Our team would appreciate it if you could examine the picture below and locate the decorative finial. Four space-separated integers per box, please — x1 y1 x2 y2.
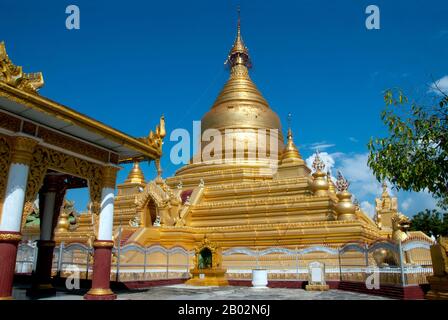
312 150 326 172
335 171 349 193
226 6 251 68
334 171 356 220
381 181 390 198
177 180 183 189
281 116 301 161
287 112 293 137
199 178 205 188
237 5 241 34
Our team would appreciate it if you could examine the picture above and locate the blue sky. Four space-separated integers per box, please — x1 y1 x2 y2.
1 0 447 215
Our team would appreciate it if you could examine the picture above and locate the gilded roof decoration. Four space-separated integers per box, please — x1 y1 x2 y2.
312 151 326 172
0 42 44 94
336 170 350 193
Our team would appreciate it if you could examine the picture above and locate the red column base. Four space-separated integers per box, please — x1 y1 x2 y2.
83 240 116 300
0 231 22 300
84 288 117 300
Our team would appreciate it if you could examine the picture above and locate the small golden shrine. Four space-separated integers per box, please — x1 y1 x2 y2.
185 237 228 286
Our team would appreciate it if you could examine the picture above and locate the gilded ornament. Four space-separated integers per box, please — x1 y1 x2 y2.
0 42 44 94
335 171 356 221
93 240 114 248
85 288 114 296
0 232 22 242
10 136 38 165
310 151 328 196
0 136 11 204
102 165 119 189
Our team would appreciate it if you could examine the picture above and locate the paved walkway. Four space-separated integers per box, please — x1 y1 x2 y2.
12 284 391 300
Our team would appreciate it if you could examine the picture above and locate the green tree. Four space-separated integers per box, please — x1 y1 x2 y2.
410 209 448 237
367 88 448 209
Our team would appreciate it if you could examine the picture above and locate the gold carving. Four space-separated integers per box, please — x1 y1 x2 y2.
0 112 21 132
102 166 119 189
37 127 109 163
86 288 114 296
0 42 44 94
10 136 38 165
93 240 114 248
23 146 104 215
136 116 166 156
391 212 411 242
0 136 11 203
0 232 22 242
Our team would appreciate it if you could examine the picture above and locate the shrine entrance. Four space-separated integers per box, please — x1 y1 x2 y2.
198 248 212 269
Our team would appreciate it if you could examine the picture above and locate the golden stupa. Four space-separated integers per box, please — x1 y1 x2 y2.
119 16 375 246
49 14 432 281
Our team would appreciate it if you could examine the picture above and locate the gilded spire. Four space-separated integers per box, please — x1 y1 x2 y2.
381 181 390 198
226 6 251 68
125 161 145 184
281 113 301 160
201 8 284 155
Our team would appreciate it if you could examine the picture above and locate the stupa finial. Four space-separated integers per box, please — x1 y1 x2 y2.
381 181 390 198
312 150 326 173
226 6 251 68
336 171 350 193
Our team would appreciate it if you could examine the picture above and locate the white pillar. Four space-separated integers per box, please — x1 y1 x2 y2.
97 187 115 241
40 192 56 241
0 163 30 232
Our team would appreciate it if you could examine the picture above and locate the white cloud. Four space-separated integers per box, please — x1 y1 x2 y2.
348 137 358 143
301 141 336 151
401 198 412 211
398 190 439 214
429 75 448 96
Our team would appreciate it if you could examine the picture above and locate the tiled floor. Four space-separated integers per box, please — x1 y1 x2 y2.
12 284 391 300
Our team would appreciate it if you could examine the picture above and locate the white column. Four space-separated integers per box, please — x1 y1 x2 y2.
0 163 30 232
97 187 115 241
40 192 56 241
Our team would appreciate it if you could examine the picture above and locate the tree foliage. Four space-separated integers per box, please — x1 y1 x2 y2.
367 88 448 209
410 209 448 237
